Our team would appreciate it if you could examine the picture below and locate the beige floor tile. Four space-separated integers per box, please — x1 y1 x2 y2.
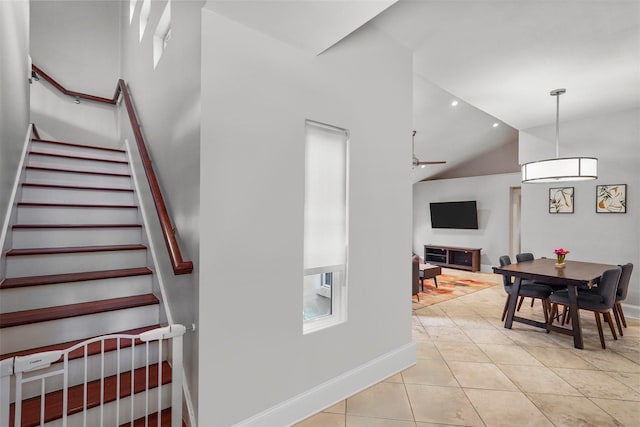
451 316 497 330
447 361 518 391
415 423 464 427
434 341 491 363
346 415 417 427
552 367 640 400
465 328 515 345
591 397 640 426
415 340 443 360
415 313 457 328
464 389 554 427
425 326 472 343
385 373 404 383
523 345 598 369
478 343 542 366
502 328 563 348
573 347 640 373
405 384 483 426
346 382 413 421
325 400 346 414
498 364 582 396
294 412 345 427
609 371 640 393
412 324 431 341
527 393 625 427
401 358 458 387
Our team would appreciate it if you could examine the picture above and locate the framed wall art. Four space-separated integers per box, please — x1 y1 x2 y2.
549 187 574 213
596 184 626 213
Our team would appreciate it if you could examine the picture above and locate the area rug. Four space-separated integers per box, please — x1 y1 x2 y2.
412 274 497 309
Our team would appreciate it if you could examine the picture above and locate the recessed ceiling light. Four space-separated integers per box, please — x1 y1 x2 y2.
451 100 458 107
492 122 499 128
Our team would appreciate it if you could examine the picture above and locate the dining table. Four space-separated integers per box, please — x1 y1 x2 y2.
492 257 618 349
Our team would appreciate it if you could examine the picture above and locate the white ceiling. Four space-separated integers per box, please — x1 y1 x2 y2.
204 0 640 181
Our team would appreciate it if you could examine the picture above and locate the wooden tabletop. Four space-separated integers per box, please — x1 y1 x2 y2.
493 258 617 287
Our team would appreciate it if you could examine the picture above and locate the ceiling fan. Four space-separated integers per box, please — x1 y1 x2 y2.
412 130 446 168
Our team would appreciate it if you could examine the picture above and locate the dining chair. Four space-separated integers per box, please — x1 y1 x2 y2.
548 267 622 349
498 255 553 322
556 263 633 336
412 255 421 301
514 252 559 309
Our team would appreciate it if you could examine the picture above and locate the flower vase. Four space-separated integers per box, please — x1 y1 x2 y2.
555 254 566 269
554 262 566 269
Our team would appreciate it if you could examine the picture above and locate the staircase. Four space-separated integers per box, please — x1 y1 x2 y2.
0 137 183 426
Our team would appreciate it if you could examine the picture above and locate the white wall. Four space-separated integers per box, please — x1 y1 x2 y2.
29 0 122 146
200 10 414 426
30 0 121 95
0 0 30 223
413 173 522 271
520 109 640 317
119 0 202 419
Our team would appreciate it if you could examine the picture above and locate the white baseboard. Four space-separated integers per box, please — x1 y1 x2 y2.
233 342 416 427
621 302 640 320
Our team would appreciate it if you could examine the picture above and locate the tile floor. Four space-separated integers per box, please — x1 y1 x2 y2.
295 269 640 427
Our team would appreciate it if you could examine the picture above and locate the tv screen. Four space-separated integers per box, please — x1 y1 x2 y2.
429 201 478 229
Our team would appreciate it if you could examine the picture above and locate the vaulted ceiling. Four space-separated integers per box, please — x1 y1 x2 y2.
205 0 640 182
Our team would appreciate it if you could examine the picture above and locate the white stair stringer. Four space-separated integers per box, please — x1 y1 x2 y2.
5 247 148 277
0 304 160 355
0 274 153 313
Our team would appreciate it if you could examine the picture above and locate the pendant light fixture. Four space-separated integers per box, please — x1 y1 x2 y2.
521 89 597 183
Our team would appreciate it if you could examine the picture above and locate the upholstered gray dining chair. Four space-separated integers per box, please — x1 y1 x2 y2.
548 266 622 349
556 263 633 336
498 255 553 322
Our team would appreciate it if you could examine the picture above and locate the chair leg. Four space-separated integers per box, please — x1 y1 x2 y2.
530 297 535 307
612 304 624 336
542 298 549 323
547 303 558 333
616 302 627 328
562 306 569 325
594 312 606 349
604 311 617 341
502 294 510 321
433 277 438 288
517 296 525 311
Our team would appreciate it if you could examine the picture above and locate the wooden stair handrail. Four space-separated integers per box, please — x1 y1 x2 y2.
31 65 193 275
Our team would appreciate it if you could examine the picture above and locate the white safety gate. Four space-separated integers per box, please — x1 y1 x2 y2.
0 324 185 427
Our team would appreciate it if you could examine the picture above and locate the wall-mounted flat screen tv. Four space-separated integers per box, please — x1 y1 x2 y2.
429 201 478 229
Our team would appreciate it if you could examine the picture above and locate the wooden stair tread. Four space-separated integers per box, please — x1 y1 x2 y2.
0 293 158 328
122 408 186 427
0 324 162 361
32 138 126 154
17 202 137 209
6 244 147 257
13 223 141 229
22 182 134 192
10 361 171 427
30 148 128 164
27 164 131 177
0 267 152 290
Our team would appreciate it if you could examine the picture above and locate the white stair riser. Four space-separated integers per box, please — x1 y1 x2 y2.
28 153 130 175
31 142 127 161
17 205 139 224
26 168 132 189
0 305 159 354
1 275 153 313
16 342 164 400
11 226 142 248
41 383 172 427
21 186 135 205
5 249 148 278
